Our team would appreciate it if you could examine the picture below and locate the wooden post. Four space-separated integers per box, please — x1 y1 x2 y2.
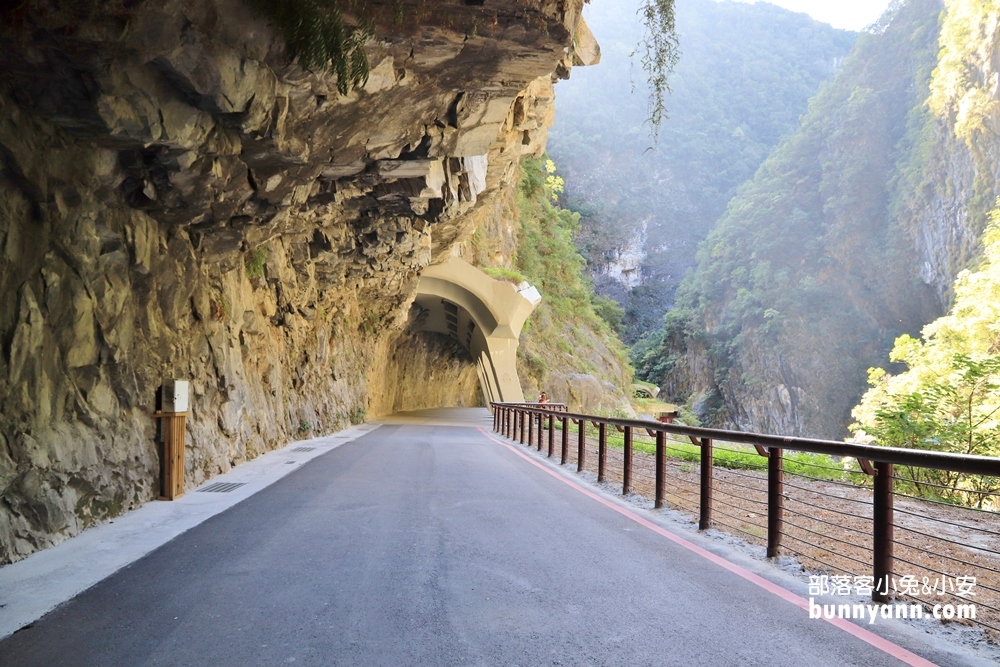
560 416 569 464
577 420 586 472
655 431 665 509
547 415 555 457
873 461 894 602
623 426 633 495
767 447 783 558
699 437 713 530
598 423 607 483
155 412 186 500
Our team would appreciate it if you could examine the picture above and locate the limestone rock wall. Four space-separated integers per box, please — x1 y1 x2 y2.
0 0 586 563
368 324 483 415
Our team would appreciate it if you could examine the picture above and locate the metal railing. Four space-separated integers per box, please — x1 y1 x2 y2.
491 402 1000 639
501 401 569 412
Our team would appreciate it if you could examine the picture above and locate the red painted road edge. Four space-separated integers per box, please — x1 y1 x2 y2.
478 426 938 667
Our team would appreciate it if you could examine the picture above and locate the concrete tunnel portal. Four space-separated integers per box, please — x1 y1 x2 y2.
413 257 541 404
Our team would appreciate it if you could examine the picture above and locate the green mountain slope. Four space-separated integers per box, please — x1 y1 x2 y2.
850 0 1000 476
851 202 1000 489
468 157 634 413
548 0 856 342
637 0 951 438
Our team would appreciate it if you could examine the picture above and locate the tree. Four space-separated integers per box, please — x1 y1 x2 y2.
850 201 1000 507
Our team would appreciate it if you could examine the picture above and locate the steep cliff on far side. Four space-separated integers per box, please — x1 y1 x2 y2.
638 0 962 438
461 157 634 413
548 0 856 342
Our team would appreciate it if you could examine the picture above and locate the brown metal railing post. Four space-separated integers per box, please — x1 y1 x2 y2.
537 414 543 451
493 406 498 431
655 431 665 509
873 461 894 603
598 423 607 483
505 408 511 438
519 409 526 444
699 437 713 530
547 415 554 457
528 410 534 447
577 420 586 472
623 426 633 495
560 416 569 464
767 447 783 558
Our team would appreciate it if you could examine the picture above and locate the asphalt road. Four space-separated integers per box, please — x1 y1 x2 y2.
1 420 920 666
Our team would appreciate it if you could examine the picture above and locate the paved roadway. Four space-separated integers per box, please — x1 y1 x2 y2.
0 410 940 666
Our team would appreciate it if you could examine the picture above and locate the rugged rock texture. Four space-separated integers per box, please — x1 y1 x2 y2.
454 155 634 415
645 0 1000 439
903 0 1000 303
0 0 588 563
370 324 483 415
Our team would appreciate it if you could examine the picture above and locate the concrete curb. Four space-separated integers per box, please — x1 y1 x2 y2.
0 422 380 639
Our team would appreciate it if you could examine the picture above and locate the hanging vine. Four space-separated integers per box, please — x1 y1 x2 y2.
246 0 375 95
636 0 680 143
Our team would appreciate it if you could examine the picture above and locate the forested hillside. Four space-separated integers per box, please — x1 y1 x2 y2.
466 158 634 414
638 0 1000 440
548 0 856 341
851 201 1000 490
850 0 1000 470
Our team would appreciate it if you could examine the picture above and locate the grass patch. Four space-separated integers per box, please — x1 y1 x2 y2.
482 266 528 284
538 419 868 484
632 397 679 418
245 246 267 279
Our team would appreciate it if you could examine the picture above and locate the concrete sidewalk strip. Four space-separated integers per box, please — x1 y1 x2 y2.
0 423 380 639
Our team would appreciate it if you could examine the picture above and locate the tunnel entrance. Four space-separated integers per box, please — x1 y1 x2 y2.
413 257 540 404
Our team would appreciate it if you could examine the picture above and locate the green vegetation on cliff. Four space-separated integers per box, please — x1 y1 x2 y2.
549 0 856 342
850 201 1000 505
504 158 633 410
636 0 945 438
245 0 374 94
856 0 1000 474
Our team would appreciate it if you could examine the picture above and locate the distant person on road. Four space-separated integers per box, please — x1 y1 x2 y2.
538 391 548 404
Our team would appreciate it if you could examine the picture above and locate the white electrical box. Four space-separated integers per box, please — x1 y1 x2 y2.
163 380 189 413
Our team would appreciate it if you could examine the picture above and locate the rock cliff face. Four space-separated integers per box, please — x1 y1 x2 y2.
904 0 1000 304
0 0 588 564
644 0 1000 440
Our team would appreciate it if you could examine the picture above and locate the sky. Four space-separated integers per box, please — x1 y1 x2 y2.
731 0 893 31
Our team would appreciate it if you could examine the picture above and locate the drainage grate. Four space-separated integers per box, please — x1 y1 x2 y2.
292 446 315 453
198 482 246 493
